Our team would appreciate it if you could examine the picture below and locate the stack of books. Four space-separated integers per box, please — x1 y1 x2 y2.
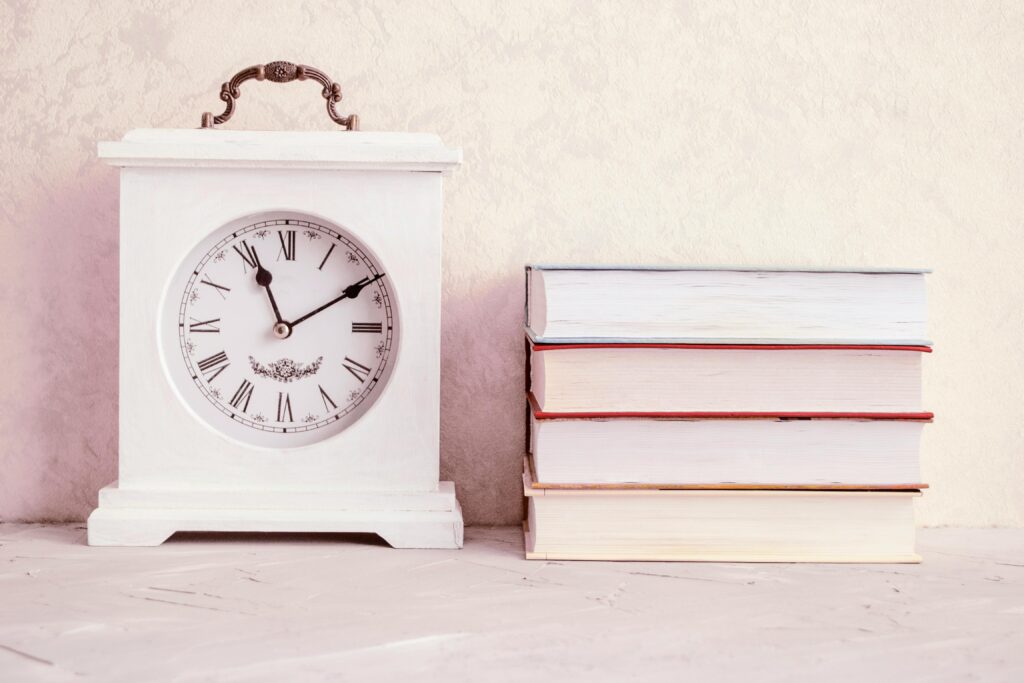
522 265 931 562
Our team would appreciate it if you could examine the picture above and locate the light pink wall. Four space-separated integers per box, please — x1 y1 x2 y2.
1 1 1023 525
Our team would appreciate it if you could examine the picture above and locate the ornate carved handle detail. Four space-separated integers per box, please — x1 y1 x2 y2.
200 61 359 130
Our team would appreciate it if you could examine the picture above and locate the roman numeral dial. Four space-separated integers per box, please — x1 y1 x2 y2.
189 317 220 333
200 276 230 299
319 385 337 412
278 230 296 261
233 240 259 271
318 244 335 270
230 379 254 412
342 357 372 383
173 215 398 444
277 392 293 422
196 351 230 382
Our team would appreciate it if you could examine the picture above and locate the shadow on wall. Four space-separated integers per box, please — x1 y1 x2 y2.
3 170 120 522
439 268 527 526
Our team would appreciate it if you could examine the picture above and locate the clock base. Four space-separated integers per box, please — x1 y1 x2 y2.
86 481 464 549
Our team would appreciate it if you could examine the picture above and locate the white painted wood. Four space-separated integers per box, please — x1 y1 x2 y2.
114 170 441 489
90 129 463 547
87 491 464 549
99 129 462 172
97 480 460 511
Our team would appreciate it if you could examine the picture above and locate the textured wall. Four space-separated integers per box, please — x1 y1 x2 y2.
1 1 1021 526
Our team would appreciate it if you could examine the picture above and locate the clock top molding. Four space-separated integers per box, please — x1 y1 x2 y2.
99 129 462 173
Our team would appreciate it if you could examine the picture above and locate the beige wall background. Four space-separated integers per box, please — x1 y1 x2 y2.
1 1 1021 526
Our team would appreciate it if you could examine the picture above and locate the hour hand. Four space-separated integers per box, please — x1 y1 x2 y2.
290 273 385 329
252 252 288 335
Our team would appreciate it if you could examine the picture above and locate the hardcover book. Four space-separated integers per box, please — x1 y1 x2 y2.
528 342 932 416
523 461 921 563
528 401 928 489
525 265 929 345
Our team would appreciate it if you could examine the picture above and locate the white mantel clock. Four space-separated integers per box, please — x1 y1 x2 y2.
87 61 463 548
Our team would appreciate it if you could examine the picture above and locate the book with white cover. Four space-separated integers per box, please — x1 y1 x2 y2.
529 409 927 488
529 343 931 416
525 265 930 345
522 463 921 562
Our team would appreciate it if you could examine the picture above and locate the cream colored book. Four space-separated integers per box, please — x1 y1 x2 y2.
523 462 921 563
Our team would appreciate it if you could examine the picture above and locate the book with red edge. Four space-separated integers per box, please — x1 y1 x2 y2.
526 395 929 490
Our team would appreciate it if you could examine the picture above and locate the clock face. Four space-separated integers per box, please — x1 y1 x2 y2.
160 211 399 448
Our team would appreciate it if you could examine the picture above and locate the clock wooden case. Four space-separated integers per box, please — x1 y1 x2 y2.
88 126 463 548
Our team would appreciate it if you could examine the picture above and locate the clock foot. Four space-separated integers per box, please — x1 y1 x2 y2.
87 508 176 546
376 500 464 549
86 481 464 549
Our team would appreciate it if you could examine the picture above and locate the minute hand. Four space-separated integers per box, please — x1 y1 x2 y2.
290 273 385 328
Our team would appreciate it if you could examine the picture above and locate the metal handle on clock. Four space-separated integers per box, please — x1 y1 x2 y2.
200 61 359 130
